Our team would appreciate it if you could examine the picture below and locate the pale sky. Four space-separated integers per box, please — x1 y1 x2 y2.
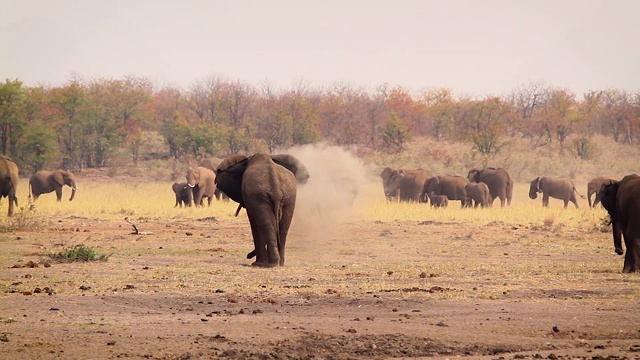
1 0 639 96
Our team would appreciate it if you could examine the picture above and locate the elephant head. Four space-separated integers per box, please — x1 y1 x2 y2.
380 167 398 200
467 169 480 183
598 180 623 255
529 177 543 199
56 170 78 201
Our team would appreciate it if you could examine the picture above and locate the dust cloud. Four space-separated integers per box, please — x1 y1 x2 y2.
283 143 377 245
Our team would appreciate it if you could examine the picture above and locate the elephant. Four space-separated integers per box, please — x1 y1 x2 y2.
29 169 77 202
199 156 229 201
465 182 491 208
380 167 432 202
528 176 585 208
215 153 309 267
467 168 513 206
427 192 448 208
171 182 193 208
421 175 469 207
587 176 618 208
0 156 19 216
598 175 640 273
185 166 216 207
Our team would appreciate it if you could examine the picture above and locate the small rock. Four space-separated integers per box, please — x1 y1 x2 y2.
552 326 559 333
106 341 116 346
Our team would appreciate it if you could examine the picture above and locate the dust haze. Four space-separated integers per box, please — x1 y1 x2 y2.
283 144 378 246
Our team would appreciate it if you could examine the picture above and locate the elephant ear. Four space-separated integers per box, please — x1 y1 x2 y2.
271 154 310 184
215 155 249 205
53 171 65 186
599 181 619 218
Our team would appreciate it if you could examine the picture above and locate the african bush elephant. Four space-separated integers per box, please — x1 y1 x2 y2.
587 176 618 208
465 182 491 208
421 175 469 207
0 156 19 216
171 182 193 208
380 167 432 202
427 192 448 208
186 166 216 207
467 168 513 206
529 176 585 208
199 156 229 201
29 169 77 202
215 153 309 267
599 175 640 273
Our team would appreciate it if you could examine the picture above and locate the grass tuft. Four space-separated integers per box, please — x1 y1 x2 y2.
46 244 110 263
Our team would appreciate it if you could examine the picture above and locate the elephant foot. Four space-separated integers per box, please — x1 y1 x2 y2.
251 261 279 268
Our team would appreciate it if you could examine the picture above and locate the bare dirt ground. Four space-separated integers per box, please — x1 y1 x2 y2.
1 212 639 360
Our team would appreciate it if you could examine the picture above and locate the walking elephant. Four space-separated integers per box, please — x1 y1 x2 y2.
598 175 640 273
465 182 491 208
529 176 584 208
421 175 469 207
186 166 216 207
587 176 618 208
0 156 19 216
467 168 513 206
426 192 448 208
380 167 432 202
171 182 193 208
215 153 310 267
29 169 77 202
199 156 229 201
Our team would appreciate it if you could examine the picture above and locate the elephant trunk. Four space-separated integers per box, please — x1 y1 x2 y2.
69 180 77 201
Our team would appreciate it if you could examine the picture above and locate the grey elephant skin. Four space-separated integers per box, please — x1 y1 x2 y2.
421 175 469 207
587 176 618 208
465 182 491 208
467 168 513 206
171 182 193 208
0 156 19 216
215 153 309 267
186 166 216 207
199 157 229 201
380 167 432 202
29 169 77 202
427 192 448 208
599 175 640 273
529 176 584 208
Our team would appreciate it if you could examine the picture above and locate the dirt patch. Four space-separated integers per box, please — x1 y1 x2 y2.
1 216 639 359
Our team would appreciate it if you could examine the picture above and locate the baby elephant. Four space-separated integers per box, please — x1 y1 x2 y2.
172 182 193 208
428 192 448 208
465 182 491 208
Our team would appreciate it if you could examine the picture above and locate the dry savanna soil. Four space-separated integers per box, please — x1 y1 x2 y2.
0 178 639 360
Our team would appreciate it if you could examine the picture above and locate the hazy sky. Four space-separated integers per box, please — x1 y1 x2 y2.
1 0 638 96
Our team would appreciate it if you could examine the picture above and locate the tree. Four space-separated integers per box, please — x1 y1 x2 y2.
0 79 26 156
50 79 86 169
380 112 410 152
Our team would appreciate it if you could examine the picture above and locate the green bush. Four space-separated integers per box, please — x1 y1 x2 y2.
47 244 110 262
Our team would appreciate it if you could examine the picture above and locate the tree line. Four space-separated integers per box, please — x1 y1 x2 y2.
1 75 638 173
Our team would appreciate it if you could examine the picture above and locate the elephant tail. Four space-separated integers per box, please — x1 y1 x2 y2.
574 187 586 199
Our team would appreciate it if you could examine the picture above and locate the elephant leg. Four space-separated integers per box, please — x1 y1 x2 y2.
277 204 295 266
55 187 63 202
246 202 280 267
622 239 640 273
542 194 549 207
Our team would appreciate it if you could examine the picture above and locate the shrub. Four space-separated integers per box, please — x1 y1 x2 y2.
47 244 110 262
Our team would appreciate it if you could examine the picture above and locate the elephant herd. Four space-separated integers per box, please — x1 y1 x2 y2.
1 152 638 273
379 166 617 210
380 166 640 273
380 166 513 208
0 156 78 216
